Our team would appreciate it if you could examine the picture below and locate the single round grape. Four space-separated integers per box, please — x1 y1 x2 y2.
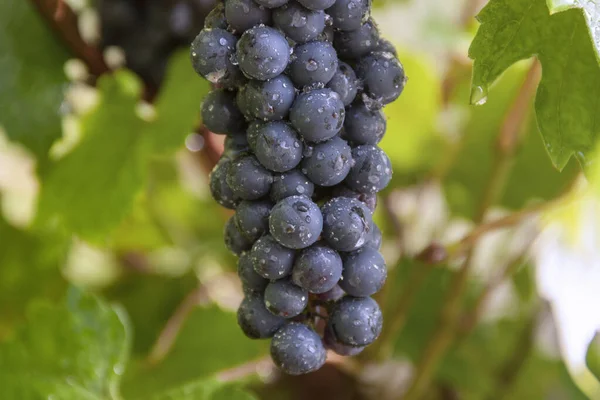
209 158 240 209
345 145 392 194
356 51 406 107
343 100 386 145
326 0 370 31
225 0 271 33
223 133 250 158
301 136 352 186
366 222 382 250
237 26 290 80
324 324 364 356
289 88 345 143
333 20 379 59
204 2 228 29
253 121 304 172
238 293 286 338
331 185 377 212
191 28 242 87
375 38 398 56
321 196 373 252
269 195 323 249
224 216 253 255
289 41 338 87
242 75 296 121
270 170 315 202
235 200 273 242
251 234 296 279
297 0 335 11
201 89 246 135
273 3 326 43
327 296 382 346
326 62 359 106
238 252 269 293
339 246 387 297
315 284 345 302
292 243 343 293
255 0 289 8
226 154 273 200
271 323 327 375
264 279 309 317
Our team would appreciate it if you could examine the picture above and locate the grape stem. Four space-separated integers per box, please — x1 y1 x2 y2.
28 0 109 77
401 59 541 400
146 285 210 365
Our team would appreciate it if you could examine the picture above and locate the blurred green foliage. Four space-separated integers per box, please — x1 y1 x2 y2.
2 0 600 398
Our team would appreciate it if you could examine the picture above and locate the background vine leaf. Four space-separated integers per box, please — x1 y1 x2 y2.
0 288 130 400
469 0 600 170
0 0 69 163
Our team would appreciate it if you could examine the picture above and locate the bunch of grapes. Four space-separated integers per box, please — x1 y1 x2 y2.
98 0 217 87
191 0 405 375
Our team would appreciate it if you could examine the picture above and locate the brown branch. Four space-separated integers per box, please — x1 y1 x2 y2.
196 126 224 173
402 60 541 400
146 285 210 365
29 0 109 77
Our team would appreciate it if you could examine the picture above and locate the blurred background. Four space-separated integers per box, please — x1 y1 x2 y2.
2 0 600 399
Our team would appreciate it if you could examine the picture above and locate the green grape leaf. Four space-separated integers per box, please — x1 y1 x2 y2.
547 0 600 57
103 272 198 356
37 71 146 241
586 331 600 381
145 50 210 155
0 288 130 400
444 63 578 218
152 380 257 400
122 306 268 398
469 0 600 170
0 217 69 336
0 0 70 162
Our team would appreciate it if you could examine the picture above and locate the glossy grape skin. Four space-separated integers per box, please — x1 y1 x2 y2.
342 100 386 145
240 75 296 121
269 195 323 249
224 0 271 33
327 296 383 346
292 243 343 293
289 88 345 143
301 136 352 187
251 234 296 279
237 26 291 81
270 170 315 202
238 251 269 293
270 323 327 375
252 121 304 172
264 279 309 317
238 292 286 338
339 246 387 297
289 41 338 87
226 154 273 200
209 158 240 209
273 2 326 43
201 89 246 135
326 0 370 32
321 196 373 252
191 28 243 87
333 20 379 59
327 61 359 106
224 216 253 255
235 200 273 242
356 51 406 107
345 145 392 194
